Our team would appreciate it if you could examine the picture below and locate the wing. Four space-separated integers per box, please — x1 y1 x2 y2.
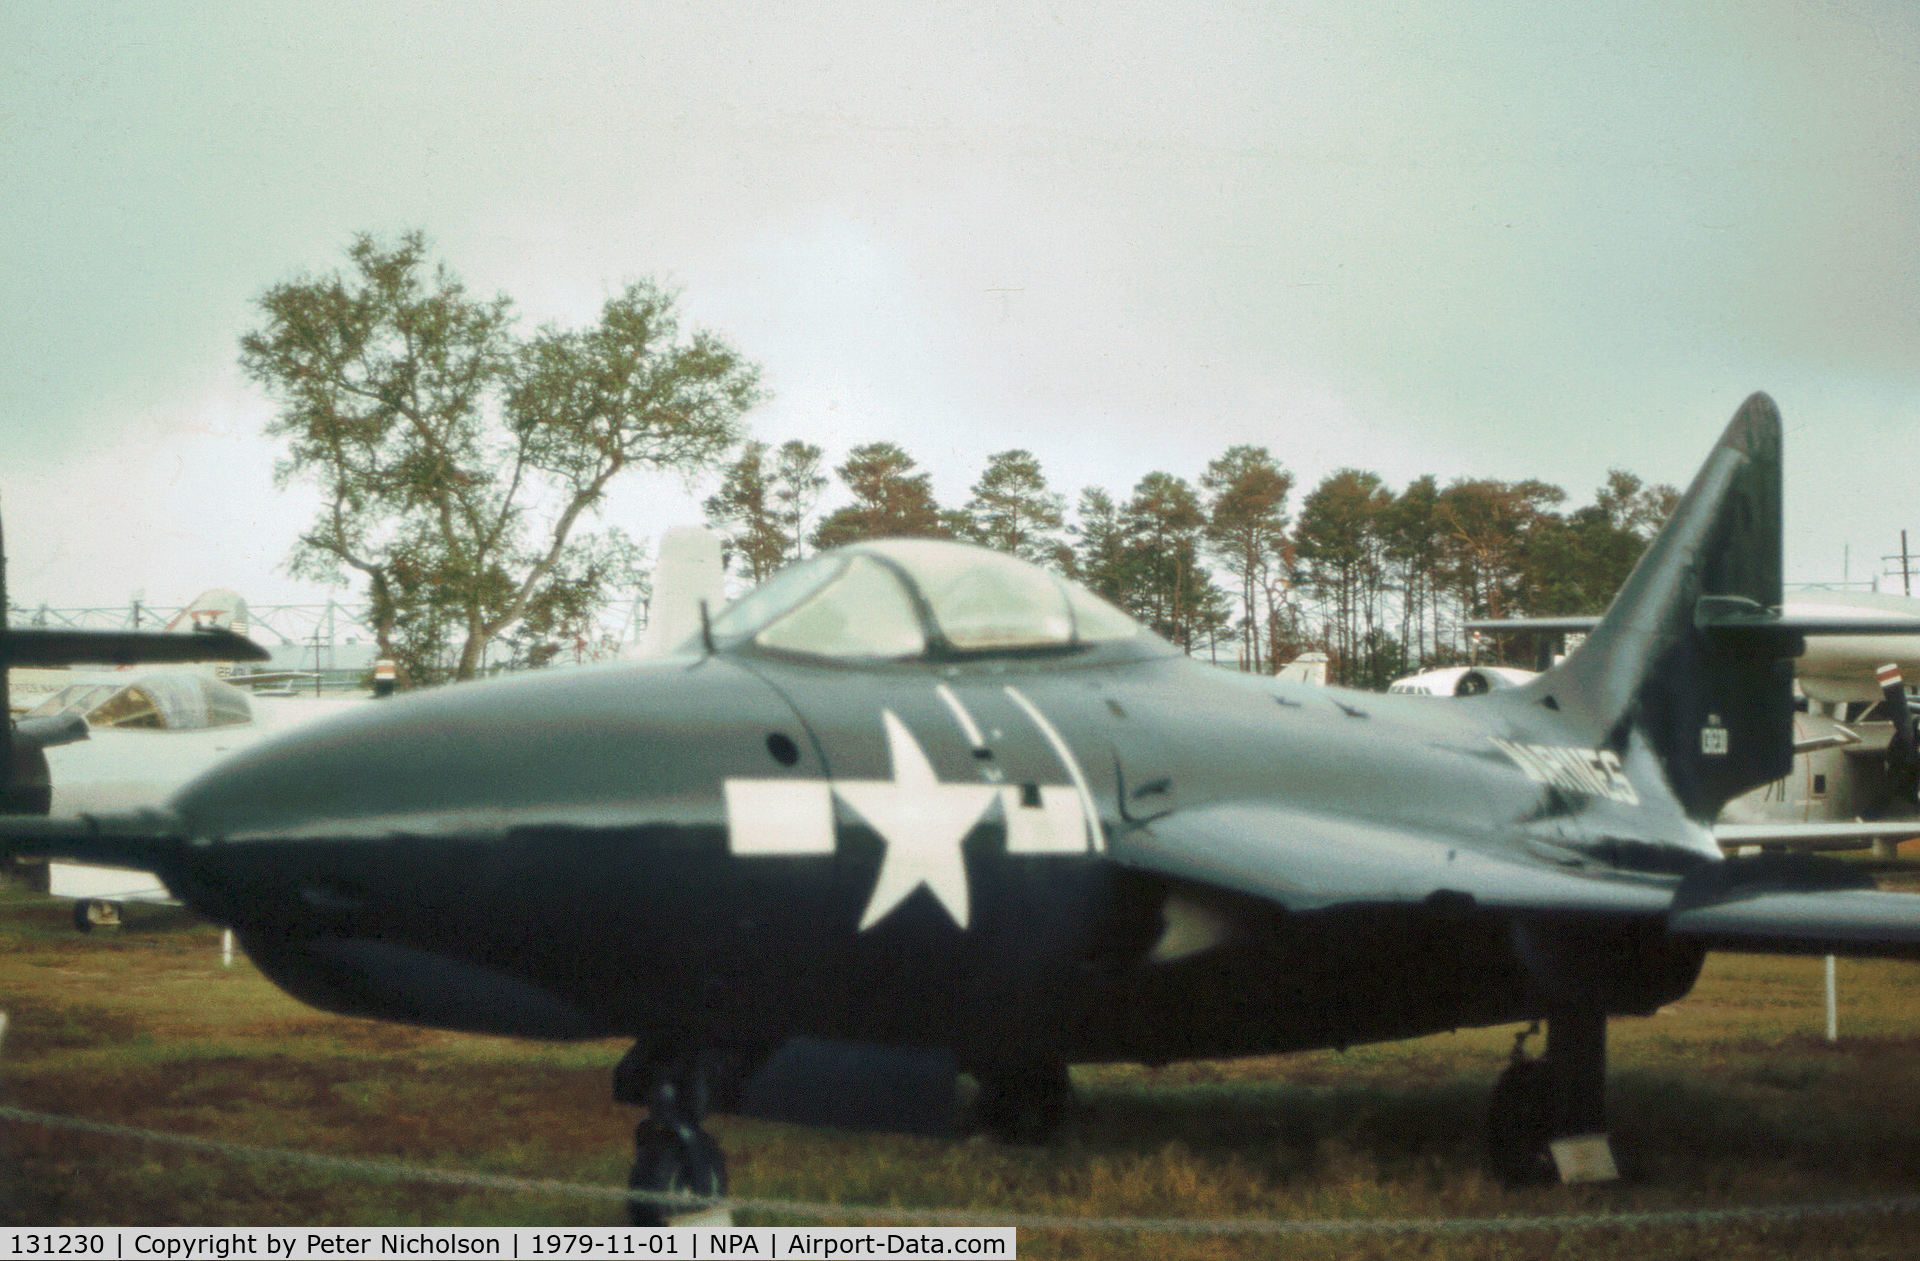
1794 726 1860 755
0 810 185 869
1669 852 1920 957
5 627 268 667
1109 802 1675 916
1714 820 1920 853
1110 804 1920 959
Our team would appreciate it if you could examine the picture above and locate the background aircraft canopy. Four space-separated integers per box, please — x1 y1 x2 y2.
26 672 253 731
711 539 1153 660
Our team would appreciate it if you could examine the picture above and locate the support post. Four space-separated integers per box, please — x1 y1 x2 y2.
1825 954 1838 1043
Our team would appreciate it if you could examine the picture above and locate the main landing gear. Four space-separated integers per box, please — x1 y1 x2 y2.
1485 1007 1611 1186
615 1046 728 1226
73 898 122 932
973 1060 1073 1145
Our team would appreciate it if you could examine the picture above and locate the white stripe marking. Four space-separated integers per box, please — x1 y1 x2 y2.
1003 685 1103 853
935 684 988 750
724 779 836 855
1001 784 1089 854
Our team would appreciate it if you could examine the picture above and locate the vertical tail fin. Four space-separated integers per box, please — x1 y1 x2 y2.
1530 393 1793 820
0 506 17 812
636 527 725 657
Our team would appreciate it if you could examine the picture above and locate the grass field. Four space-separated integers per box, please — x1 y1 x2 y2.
6 879 1920 1259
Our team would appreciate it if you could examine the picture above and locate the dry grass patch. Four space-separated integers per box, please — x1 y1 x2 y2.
6 881 1920 1258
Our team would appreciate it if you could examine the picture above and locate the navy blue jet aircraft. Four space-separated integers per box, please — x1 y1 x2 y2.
8 393 1920 1217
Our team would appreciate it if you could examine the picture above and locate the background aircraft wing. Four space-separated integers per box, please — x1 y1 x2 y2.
1713 819 1920 852
0 810 184 870
4 627 267 667
1111 802 1676 916
1463 616 1602 636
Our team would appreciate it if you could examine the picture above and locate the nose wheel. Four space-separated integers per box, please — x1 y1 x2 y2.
629 1120 726 1224
73 899 122 932
616 1046 729 1226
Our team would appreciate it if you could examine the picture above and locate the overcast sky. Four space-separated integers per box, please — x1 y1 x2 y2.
4 1 1917 625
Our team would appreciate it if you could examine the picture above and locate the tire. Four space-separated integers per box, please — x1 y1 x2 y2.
1486 1058 1556 1187
627 1122 726 1226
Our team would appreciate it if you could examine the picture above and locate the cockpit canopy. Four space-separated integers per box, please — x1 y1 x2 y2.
708 539 1161 661
25 672 254 731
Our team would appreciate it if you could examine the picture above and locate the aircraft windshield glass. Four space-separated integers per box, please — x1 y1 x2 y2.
200 678 254 728
861 540 1072 650
25 684 120 723
860 540 1146 650
1063 582 1144 643
752 555 928 659
714 540 1153 660
21 675 255 730
709 555 845 644
88 685 165 729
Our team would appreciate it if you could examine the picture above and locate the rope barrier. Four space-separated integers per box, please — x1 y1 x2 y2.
6 1104 1920 1236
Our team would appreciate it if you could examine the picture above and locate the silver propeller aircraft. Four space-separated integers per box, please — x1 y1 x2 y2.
6 394 1920 1217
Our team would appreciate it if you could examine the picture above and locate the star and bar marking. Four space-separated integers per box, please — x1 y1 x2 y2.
723 696 1095 932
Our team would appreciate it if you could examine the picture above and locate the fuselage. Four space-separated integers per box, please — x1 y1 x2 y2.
152 637 1713 1072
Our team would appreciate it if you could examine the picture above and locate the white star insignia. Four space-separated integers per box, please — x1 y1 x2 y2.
834 710 998 930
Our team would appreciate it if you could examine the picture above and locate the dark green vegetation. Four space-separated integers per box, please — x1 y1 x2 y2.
6 881 1920 1258
706 438 1681 688
241 231 763 684
240 231 1681 691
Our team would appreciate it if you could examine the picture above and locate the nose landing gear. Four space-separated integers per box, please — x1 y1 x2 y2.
73 898 122 932
615 1046 728 1226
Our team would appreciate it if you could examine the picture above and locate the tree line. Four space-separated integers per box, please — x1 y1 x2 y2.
245 233 1673 689
703 439 1677 688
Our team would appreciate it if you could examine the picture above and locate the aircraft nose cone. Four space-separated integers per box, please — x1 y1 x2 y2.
171 655 805 842
153 655 818 1037
160 654 814 940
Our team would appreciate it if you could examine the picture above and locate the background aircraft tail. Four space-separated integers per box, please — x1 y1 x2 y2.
633 527 725 657
1527 393 1794 821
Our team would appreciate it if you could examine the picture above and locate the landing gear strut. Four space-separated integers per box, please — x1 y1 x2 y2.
973 1061 1072 1145
73 899 121 933
615 1046 727 1226
1485 1007 1610 1186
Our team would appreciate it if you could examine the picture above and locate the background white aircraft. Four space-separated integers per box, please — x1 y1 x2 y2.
19 532 723 928
8 589 367 927
1451 591 1920 854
